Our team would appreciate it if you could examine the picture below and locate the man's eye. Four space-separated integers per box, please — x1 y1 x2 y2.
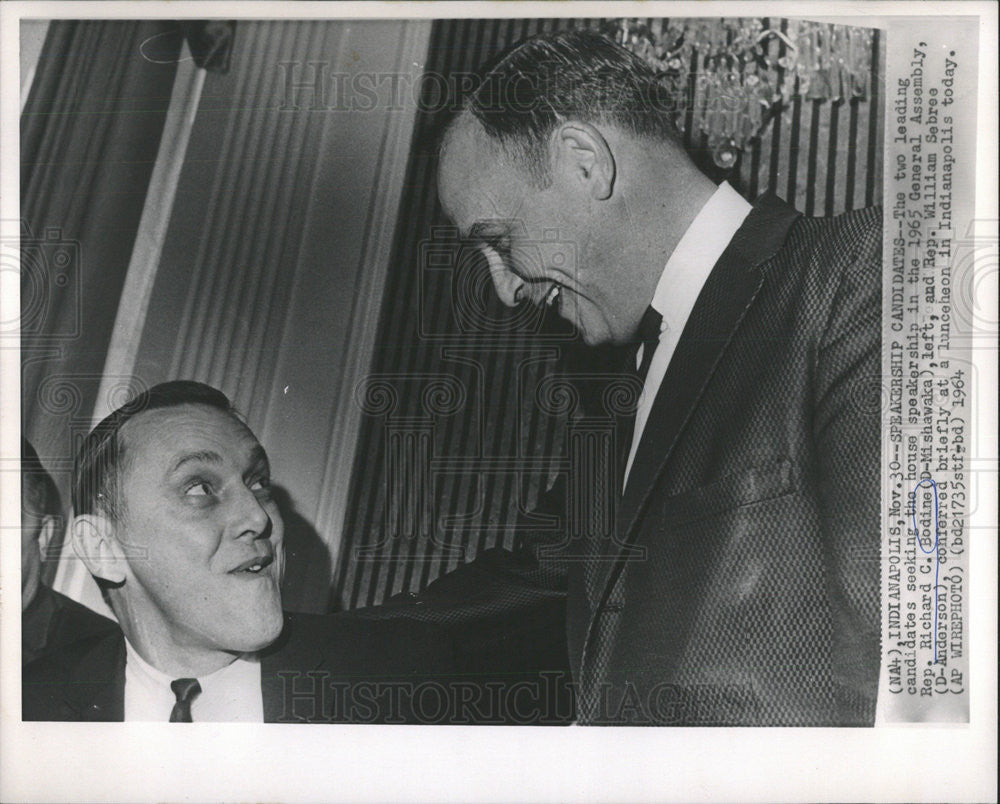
185 481 213 497
249 477 270 492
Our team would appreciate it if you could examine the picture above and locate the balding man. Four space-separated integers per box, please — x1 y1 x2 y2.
23 381 456 723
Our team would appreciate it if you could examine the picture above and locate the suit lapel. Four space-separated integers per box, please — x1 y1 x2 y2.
605 194 801 588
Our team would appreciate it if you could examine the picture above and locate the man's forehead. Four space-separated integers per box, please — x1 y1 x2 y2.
119 404 261 468
438 119 510 234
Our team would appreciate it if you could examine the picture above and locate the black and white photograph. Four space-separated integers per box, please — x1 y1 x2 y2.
1 3 996 802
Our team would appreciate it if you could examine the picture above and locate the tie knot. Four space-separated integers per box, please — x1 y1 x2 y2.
169 677 201 723
625 306 664 385
637 306 663 346
171 677 201 703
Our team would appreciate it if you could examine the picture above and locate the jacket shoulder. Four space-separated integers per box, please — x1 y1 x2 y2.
765 204 883 318
48 590 119 649
784 205 883 267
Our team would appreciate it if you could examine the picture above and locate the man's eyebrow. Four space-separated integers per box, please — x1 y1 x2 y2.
169 450 223 474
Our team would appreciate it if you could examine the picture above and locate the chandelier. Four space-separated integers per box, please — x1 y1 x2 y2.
609 18 875 168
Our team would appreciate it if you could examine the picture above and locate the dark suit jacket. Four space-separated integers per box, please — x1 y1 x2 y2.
385 194 882 726
22 584 118 666
22 611 460 723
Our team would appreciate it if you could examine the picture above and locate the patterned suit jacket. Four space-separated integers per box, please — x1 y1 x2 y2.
385 193 882 726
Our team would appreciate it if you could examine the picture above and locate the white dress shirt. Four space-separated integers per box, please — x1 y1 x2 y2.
124 638 264 722
623 181 753 489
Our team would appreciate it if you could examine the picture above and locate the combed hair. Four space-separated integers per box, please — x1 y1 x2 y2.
460 29 684 186
73 380 235 519
22 437 61 520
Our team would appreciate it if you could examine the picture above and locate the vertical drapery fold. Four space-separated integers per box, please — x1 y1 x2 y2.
21 20 181 494
132 20 430 611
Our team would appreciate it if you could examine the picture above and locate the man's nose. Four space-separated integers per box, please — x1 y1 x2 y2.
230 486 271 539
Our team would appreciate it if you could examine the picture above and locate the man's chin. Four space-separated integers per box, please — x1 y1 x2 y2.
564 307 611 347
228 585 285 651
231 610 285 653
580 326 613 347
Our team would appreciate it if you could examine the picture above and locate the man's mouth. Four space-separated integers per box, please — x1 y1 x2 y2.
230 554 274 575
544 284 561 310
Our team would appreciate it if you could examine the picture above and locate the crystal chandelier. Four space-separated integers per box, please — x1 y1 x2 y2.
609 18 875 167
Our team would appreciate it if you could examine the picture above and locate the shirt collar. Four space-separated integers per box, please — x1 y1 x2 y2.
649 181 753 333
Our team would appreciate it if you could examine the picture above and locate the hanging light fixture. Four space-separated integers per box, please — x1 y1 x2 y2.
609 18 874 167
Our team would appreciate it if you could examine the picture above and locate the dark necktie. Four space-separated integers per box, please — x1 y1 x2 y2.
617 306 664 483
169 677 202 722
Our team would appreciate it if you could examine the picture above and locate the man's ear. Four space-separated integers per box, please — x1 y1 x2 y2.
552 122 615 200
71 514 126 584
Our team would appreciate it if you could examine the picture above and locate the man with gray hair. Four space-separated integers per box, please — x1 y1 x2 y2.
428 29 881 725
